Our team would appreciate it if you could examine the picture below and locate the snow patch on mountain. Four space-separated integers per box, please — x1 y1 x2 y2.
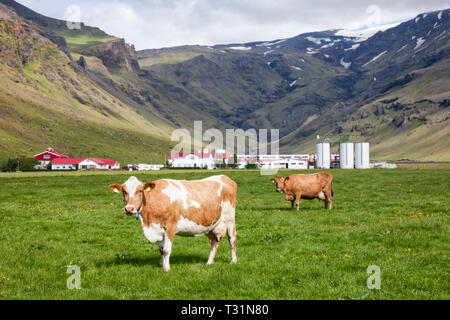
306 47 319 54
256 39 286 47
438 11 443 19
306 36 331 45
434 30 447 41
321 42 335 49
291 66 302 71
335 22 400 42
414 37 426 50
345 43 361 51
363 51 387 67
397 44 408 52
229 46 252 51
340 58 351 69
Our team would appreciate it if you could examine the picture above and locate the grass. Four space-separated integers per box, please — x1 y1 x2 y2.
61 29 116 54
0 168 448 300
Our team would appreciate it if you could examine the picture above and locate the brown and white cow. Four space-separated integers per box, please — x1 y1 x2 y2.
271 173 334 211
109 175 238 271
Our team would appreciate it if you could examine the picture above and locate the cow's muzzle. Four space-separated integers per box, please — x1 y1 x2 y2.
124 204 137 215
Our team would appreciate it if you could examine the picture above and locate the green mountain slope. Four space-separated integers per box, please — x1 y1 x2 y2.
1 0 449 162
0 3 174 164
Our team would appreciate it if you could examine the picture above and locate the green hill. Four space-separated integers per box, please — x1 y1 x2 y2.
1 0 449 162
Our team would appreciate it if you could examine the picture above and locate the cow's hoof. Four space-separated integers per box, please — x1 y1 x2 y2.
230 259 238 264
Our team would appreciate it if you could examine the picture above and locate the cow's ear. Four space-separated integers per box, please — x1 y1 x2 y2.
144 182 156 192
109 184 122 194
270 178 276 184
284 177 290 183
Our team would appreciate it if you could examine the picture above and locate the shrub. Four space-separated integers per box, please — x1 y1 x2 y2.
1 157 38 172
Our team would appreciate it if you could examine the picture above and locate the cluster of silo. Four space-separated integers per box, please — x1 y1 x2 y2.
316 143 331 169
315 142 370 169
340 142 354 169
355 142 370 169
338 142 370 169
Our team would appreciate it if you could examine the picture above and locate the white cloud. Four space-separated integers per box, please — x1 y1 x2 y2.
15 0 450 50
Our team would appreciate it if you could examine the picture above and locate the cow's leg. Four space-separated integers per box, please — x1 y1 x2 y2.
295 193 301 211
159 232 173 272
221 201 237 264
324 188 333 210
227 226 237 264
207 232 220 265
291 200 295 210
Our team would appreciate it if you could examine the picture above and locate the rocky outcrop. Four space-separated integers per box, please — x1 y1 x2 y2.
84 38 141 73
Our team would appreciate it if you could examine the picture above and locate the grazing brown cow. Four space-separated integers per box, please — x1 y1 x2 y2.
109 175 237 271
271 173 334 211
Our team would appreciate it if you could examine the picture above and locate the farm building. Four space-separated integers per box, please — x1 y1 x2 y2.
168 150 233 169
34 148 68 169
168 151 318 170
258 158 309 170
127 164 165 171
51 158 120 171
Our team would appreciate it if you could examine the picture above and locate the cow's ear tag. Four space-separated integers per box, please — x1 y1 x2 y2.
114 188 120 193
145 187 151 192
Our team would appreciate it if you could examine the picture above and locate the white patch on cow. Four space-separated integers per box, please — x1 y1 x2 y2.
221 201 235 224
176 216 221 237
140 217 165 243
318 191 326 201
124 176 142 196
162 179 188 208
162 179 204 210
189 200 201 208
204 175 224 196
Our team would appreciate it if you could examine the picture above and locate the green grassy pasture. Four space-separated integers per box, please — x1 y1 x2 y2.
0 169 448 300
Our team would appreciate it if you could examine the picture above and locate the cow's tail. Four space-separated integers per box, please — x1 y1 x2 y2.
331 181 334 198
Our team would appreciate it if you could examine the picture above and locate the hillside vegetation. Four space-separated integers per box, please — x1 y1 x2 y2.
0 3 175 164
0 0 449 161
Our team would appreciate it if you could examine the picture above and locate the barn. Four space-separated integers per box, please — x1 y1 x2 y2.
34 148 68 169
51 158 120 171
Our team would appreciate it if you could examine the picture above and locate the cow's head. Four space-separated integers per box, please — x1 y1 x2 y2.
270 176 289 194
109 176 155 216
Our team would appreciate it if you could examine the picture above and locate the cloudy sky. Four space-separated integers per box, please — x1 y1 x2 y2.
17 0 450 50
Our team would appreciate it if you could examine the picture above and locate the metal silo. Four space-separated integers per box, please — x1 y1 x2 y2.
355 143 370 169
316 143 331 169
340 142 354 169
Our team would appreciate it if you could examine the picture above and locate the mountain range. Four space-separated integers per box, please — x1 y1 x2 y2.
0 0 449 163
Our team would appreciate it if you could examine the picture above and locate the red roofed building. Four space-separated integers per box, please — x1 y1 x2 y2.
51 158 120 171
34 148 68 168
